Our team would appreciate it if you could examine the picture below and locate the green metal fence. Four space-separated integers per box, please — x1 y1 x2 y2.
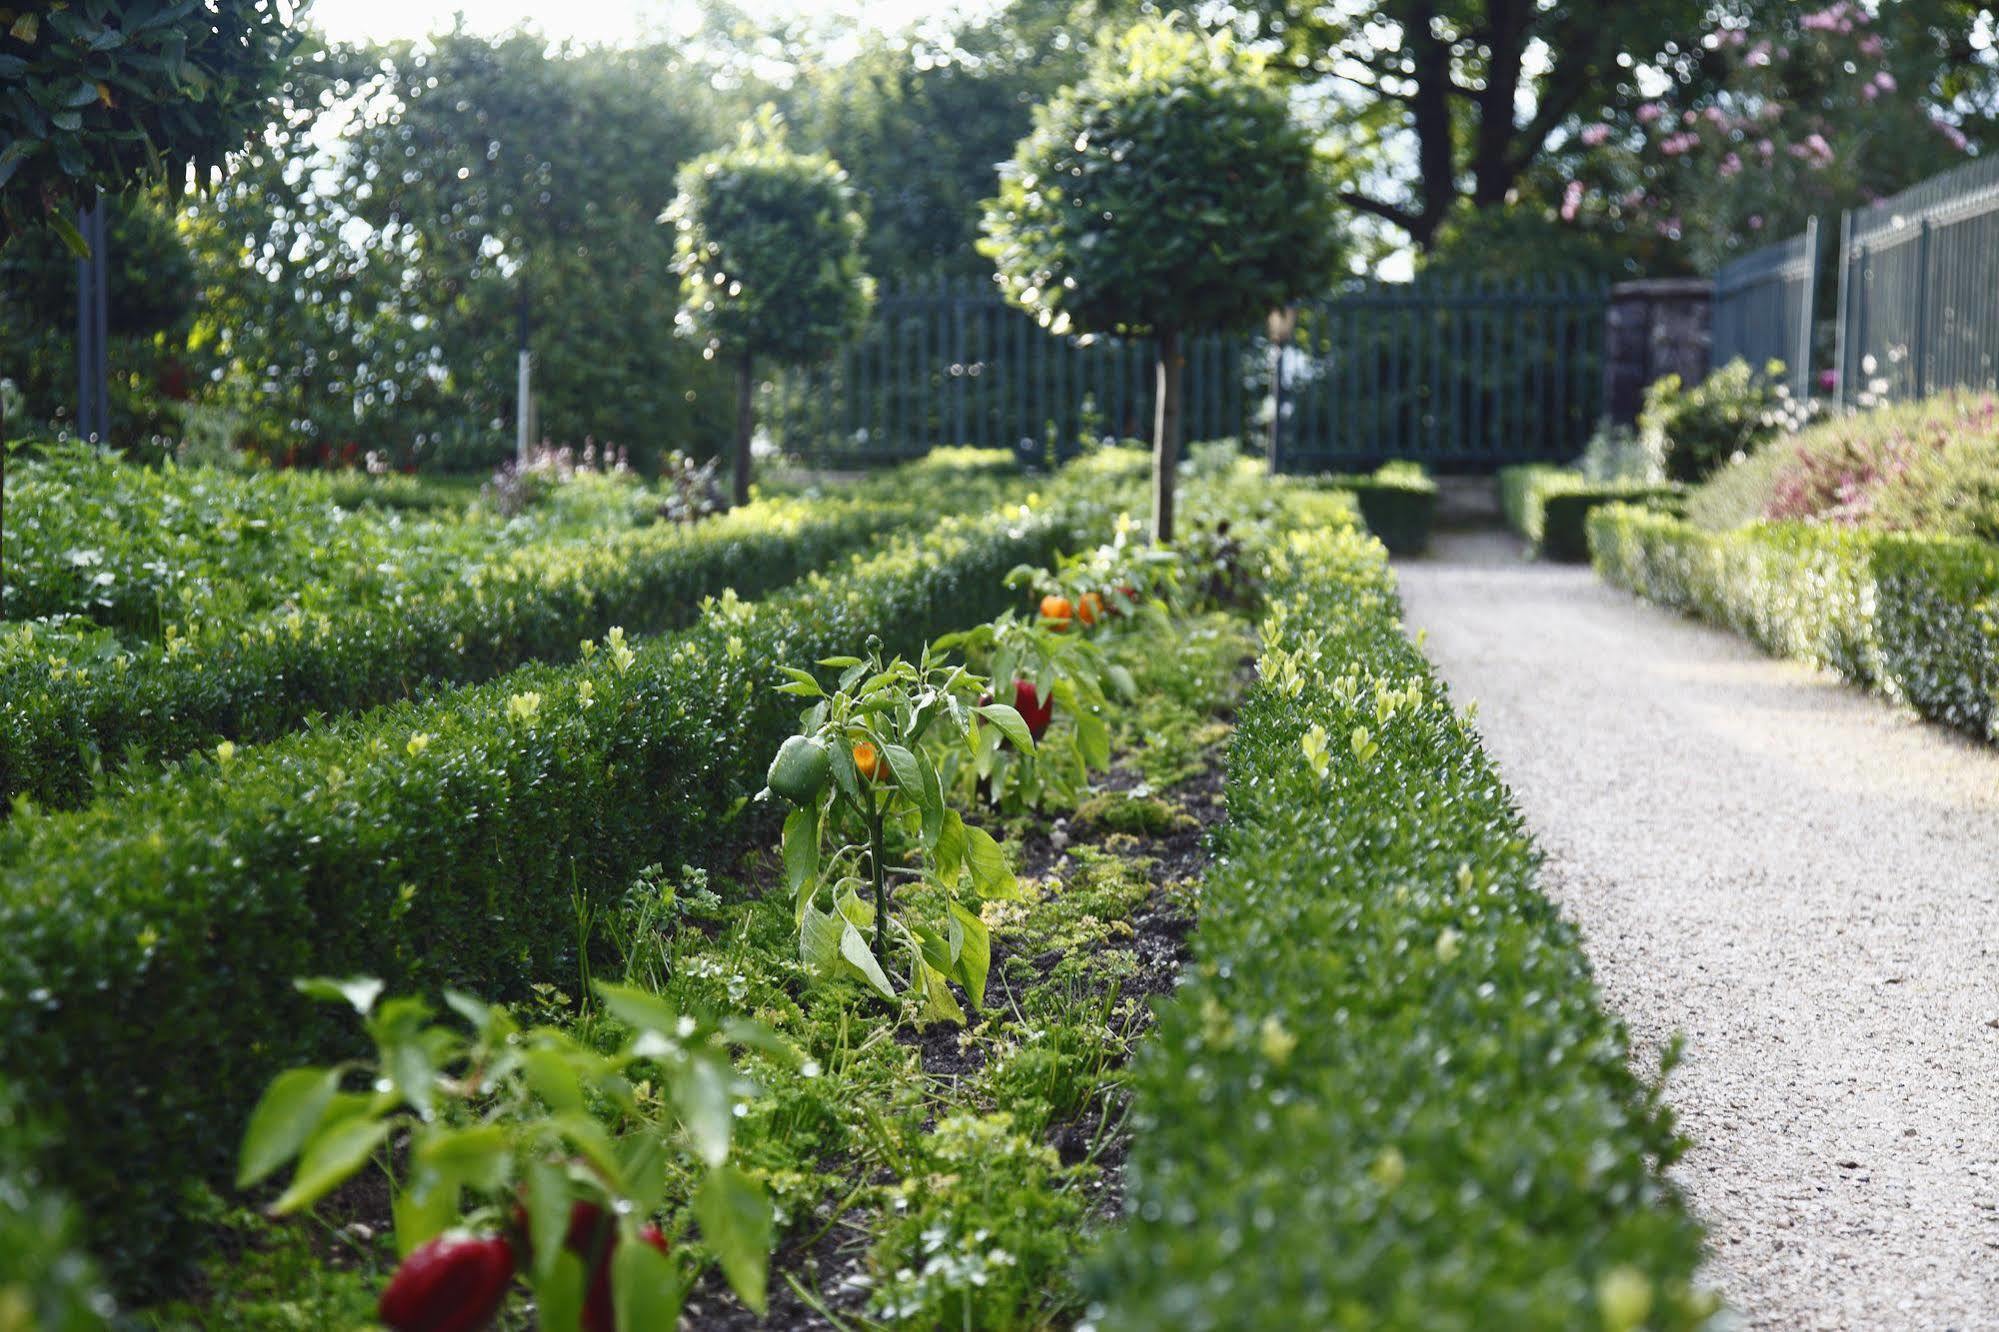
764 276 1607 471
1836 154 1999 405
1712 219 1818 397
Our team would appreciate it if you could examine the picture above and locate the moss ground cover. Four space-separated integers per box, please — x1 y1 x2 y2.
0 451 1027 812
1087 518 1710 1329
0 456 1140 1295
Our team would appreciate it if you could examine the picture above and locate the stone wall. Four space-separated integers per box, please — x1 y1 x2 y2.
1601 278 1712 425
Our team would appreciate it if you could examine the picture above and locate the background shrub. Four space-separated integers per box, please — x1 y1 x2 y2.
1500 464 1682 562
1639 358 1794 484
1325 461 1437 556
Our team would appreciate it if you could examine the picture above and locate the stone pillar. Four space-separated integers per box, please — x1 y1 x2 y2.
1602 278 1712 426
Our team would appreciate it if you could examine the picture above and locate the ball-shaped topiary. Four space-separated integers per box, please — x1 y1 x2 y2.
981 17 1338 540
667 109 872 504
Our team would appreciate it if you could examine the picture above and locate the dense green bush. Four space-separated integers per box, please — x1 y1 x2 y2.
1091 520 1709 1327
0 452 1023 810
0 455 1139 1294
1639 358 1793 484
1327 462 1437 556
1591 505 1999 742
1500 465 1682 562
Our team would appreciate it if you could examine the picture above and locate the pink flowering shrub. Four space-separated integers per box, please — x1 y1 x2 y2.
1691 393 1999 541
1555 3 1971 271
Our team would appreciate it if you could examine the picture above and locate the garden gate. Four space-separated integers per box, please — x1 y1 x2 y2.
764 277 1608 473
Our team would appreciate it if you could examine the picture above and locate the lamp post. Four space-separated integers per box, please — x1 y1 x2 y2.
1266 304 1299 475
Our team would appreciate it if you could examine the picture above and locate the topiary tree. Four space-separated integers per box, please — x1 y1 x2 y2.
0 0 300 613
667 109 872 506
980 16 1340 542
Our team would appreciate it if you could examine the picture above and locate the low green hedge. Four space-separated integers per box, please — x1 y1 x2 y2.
1590 505 1999 742
1328 465 1437 556
0 454 1024 813
1090 521 1709 1327
1499 465 1681 562
0 462 1136 1294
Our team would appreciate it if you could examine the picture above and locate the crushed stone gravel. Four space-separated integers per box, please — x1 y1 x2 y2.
1395 531 1999 1332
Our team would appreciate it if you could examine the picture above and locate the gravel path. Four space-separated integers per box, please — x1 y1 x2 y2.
1396 530 1999 1332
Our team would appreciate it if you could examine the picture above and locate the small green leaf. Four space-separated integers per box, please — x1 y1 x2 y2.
1076 710 1112 768
839 921 897 999
270 1116 391 1216
613 1228 688 1331
295 975 383 1016
963 824 1018 900
415 1124 512 1194
695 1165 772 1314
974 703 1035 752
526 1160 571 1283
948 902 991 1010
595 982 679 1038
237 1067 339 1188
782 805 819 922
677 1056 735 1169
536 1249 588 1332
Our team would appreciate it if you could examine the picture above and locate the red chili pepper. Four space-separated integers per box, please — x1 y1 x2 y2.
378 1233 515 1332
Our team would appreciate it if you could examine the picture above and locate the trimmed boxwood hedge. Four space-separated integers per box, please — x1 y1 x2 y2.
1590 504 1999 742
0 459 1141 1294
1090 519 1709 1328
1328 466 1438 556
0 453 1026 813
1499 465 1682 562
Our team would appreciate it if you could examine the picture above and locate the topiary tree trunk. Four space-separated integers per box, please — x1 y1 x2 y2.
732 354 755 508
1152 327 1183 544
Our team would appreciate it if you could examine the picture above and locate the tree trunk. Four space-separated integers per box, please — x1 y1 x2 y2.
1471 0 1530 208
732 354 754 508
1151 327 1183 545
1407 0 1458 249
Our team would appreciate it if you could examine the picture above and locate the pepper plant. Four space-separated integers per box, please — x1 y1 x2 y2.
763 636 1027 1025
237 976 781 1330
931 608 1120 812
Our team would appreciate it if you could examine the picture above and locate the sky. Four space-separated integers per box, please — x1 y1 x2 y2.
306 0 954 45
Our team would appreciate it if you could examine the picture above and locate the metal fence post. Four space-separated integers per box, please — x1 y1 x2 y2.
1833 210 1852 406
1914 218 1934 399
1794 216 1819 402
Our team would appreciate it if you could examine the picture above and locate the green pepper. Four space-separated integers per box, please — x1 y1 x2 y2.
767 734 831 805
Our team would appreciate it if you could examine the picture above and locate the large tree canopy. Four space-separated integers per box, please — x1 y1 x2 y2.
0 0 301 248
1239 0 1998 257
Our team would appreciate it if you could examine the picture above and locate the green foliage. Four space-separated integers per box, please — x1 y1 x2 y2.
240 978 777 1321
0 1087 114 1332
1591 504 1999 744
0 0 299 248
1088 517 1711 1327
668 110 873 367
1500 464 1682 562
183 34 739 467
0 451 1023 811
0 192 200 439
980 18 1338 339
1324 461 1437 556
0 456 1137 1293
1639 359 1791 484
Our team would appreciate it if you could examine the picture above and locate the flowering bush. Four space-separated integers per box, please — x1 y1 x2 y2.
1555 3 1971 270
1638 359 1804 483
